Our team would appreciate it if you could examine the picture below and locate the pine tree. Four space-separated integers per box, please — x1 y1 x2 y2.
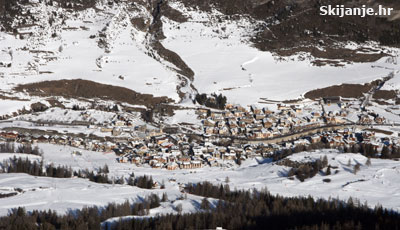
225 176 230 183
381 146 390 158
200 198 210 210
103 164 109 174
322 155 328 167
161 193 168 202
325 165 331 176
353 163 361 175
175 204 183 214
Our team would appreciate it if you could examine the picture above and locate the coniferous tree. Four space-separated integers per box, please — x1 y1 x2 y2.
366 157 371 166
354 163 361 175
326 165 331 176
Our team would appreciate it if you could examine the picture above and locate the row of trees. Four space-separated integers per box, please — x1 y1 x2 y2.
0 142 42 156
1 157 154 188
271 141 400 165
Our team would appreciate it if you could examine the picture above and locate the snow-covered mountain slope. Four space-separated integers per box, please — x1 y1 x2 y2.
0 1 185 102
162 4 400 104
0 0 399 106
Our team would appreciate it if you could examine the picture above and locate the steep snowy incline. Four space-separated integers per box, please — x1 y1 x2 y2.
0 1 182 101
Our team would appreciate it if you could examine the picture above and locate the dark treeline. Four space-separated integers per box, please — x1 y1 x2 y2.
0 192 17 199
269 141 327 161
347 143 400 159
0 182 399 229
0 193 163 230
113 182 400 230
280 156 329 182
1 157 154 189
195 93 227 110
0 142 42 156
271 141 400 164
127 174 154 189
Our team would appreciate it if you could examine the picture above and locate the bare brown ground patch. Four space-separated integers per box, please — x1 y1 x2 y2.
373 90 398 100
304 82 378 100
14 79 173 108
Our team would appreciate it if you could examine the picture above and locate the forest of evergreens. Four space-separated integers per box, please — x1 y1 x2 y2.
0 182 398 230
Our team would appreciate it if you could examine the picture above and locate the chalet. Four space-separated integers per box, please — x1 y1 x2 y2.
223 111 234 118
241 117 254 124
1 132 18 141
311 135 322 143
217 121 226 128
112 128 122 136
101 127 113 132
167 162 178 170
255 114 265 120
210 112 223 119
118 156 129 163
191 160 202 168
251 105 262 115
38 135 50 143
225 104 234 110
230 128 239 135
312 112 321 118
132 156 142 164
233 111 245 118
223 152 236 160
203 119 216 127
375 116 386 124
212 150 221 158
179 161 191 169
218 127 229 135
179 156 191 162
114 120 126 127
359 115 373 124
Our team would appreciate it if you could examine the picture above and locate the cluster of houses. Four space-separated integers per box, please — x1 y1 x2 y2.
198 103 327 139
198 101 388 140
116 133 251 170
0 129 248 170
1 122 396 171
0 130 120 152
0 99 395 170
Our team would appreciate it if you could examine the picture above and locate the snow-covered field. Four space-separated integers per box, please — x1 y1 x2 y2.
0 100 32 117
0 146 399 215
162 2 400 105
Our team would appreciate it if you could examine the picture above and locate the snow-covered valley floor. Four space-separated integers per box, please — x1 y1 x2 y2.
0 146 399 216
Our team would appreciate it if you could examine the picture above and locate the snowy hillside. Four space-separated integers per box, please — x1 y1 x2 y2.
0 0 399 107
